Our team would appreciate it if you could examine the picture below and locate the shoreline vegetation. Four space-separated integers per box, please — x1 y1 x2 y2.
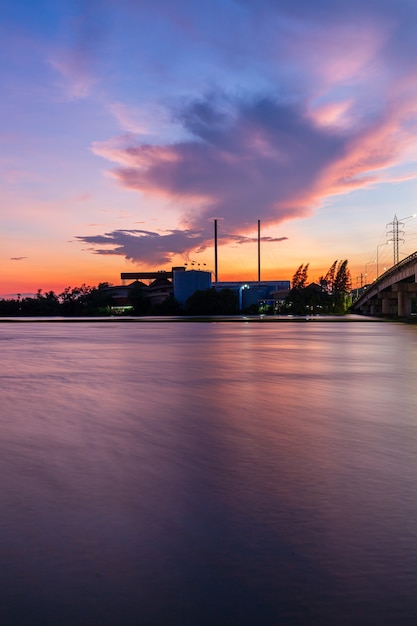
3 260 415 320
0 259 354 319
0 315 402 323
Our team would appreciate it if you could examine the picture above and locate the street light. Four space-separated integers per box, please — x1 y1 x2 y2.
355 275 362 298
364 261 375 283
377 241 392 278
238 284 249 310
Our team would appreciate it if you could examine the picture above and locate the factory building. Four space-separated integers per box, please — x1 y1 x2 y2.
173 269 212 307
117 267 290 312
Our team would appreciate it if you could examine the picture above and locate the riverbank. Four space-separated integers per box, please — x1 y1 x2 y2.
0 314 396 323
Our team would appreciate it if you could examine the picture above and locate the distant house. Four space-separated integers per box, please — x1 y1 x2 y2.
148 276 174 306
101 278 173 312
99 284 141 313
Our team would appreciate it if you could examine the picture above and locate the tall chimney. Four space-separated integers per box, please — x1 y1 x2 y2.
258 219 261 282
214 219 218 283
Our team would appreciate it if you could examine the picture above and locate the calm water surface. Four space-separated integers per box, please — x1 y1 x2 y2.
1 320 417 625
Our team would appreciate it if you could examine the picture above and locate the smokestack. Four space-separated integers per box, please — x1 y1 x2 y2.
214 219 218 283
258 219 261 283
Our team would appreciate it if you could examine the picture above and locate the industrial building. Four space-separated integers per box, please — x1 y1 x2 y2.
112 219 290 312
173 269 212 307
212 280 290 312
114 267 289 312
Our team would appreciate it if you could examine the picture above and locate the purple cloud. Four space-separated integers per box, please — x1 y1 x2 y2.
77 228 207 265
74 0 417 266
92 94 344 228
77 226 288 265
81 85 416 262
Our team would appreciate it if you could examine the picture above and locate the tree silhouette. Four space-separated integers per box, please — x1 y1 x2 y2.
285 260 351 315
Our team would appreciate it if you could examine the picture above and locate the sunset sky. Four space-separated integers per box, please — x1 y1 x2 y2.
2 0 417 297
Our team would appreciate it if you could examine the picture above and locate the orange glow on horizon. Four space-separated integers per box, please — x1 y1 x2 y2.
0 254 398 298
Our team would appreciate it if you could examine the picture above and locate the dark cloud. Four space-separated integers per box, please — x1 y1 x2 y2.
77 225 288 265
10 256 28 261
94 94 345 230
77 228 207 265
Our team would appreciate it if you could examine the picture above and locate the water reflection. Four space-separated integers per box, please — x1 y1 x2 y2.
1 321 417 625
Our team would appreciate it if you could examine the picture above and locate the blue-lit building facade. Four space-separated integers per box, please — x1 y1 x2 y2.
173 269 212 307
173 273 290 311
212 280 290 312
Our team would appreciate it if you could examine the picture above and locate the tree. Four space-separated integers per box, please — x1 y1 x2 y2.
82 284 114 314
333 259 352 313
319 260 337 294
285 260 352 315
149 294 181 315
0 283 114 317
184 288 238 315
36 289 60 315
291 263 309 289
286 263 312 313
57 284 111 316
318 259 352 313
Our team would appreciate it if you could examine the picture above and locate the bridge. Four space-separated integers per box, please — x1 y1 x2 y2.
351 251 417 317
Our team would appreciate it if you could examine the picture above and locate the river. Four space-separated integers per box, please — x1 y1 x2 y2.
1 318 417 625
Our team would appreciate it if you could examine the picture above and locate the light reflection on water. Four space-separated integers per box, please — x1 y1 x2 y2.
1 321 417 625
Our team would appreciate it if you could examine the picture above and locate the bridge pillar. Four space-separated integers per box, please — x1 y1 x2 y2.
397 291 411 317
381 296 392 315
362 296 381 315
392 283 417 317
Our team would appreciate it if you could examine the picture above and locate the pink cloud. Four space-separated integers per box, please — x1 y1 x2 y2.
300 20 389 87
108 103 149 134
76 0 417 265
49 54 96 100
81 87 417 265
98 92 415 219
92 96 346 231
308 100 355 128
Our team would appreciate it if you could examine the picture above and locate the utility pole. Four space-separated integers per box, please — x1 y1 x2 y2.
387 214 404 266
387 213 416 266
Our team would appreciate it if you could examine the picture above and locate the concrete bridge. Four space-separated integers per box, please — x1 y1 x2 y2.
351 251 417 317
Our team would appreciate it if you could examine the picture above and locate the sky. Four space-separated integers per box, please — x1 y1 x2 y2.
2 0 417 297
